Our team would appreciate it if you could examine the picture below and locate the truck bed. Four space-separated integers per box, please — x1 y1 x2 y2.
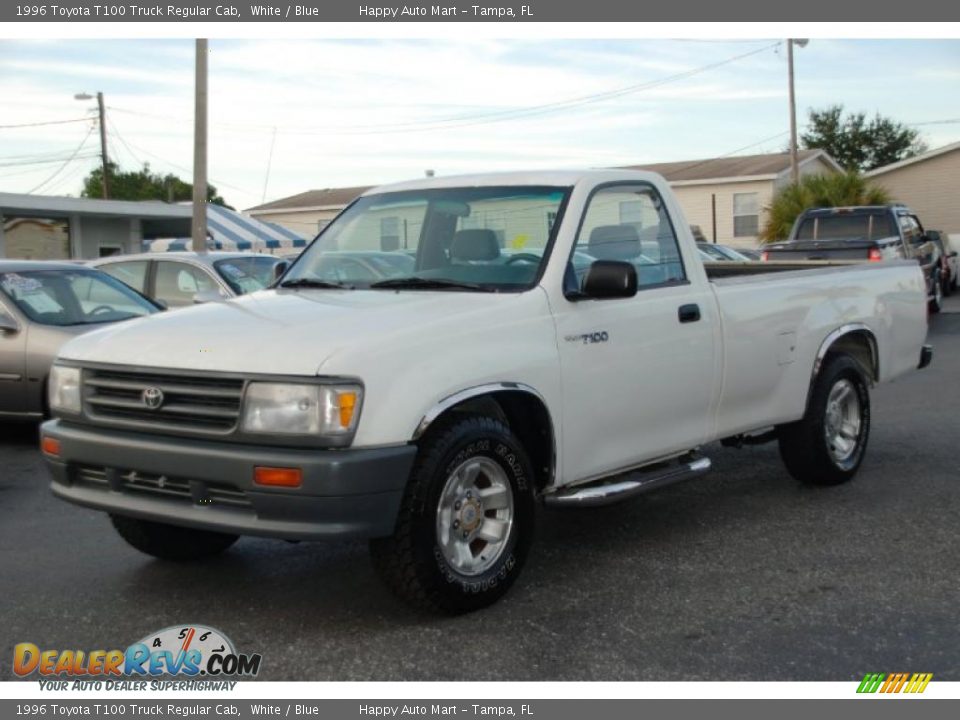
702 259 861 281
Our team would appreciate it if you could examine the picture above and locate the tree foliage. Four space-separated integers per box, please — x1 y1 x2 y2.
761 172 892 242
801 105 927 172
81 162 232 208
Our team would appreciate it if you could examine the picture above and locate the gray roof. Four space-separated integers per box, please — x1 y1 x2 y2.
618 149 828 182
0 192 190 218
247 150 839 212
246 185 374 212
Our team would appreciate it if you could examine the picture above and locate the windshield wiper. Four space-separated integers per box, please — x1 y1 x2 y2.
278 278 351 290
368 277 494 292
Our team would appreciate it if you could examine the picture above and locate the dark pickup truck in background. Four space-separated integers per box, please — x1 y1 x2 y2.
762 204 945 312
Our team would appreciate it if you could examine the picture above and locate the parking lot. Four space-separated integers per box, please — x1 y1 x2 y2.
1 296 959 682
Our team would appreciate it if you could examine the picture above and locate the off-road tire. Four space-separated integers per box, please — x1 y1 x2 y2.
370 414 535 614
778 354 871 486
110 515 238 561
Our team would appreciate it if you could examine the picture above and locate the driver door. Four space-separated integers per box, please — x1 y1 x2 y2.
554 183 718 484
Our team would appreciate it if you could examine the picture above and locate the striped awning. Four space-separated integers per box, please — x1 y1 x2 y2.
145 205 308 253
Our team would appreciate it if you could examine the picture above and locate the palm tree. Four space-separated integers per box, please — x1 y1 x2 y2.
761 172 891 242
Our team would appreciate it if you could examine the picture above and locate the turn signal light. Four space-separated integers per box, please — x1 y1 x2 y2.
254 466 302 488
41 437 61 457
760 251 769 262
868 248 883 262
338 391 358 429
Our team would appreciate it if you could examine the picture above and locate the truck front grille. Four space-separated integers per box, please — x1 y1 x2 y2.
74 466 252 509
82 367 244 435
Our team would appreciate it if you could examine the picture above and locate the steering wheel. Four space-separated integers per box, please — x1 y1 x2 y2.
505 253 542 265
89 305 115 316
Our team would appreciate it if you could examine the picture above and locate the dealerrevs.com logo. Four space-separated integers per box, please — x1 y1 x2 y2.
13 625 262 689
857 673 933 695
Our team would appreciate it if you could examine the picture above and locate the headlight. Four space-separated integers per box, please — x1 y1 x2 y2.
49 365 82 414
241 382 362 437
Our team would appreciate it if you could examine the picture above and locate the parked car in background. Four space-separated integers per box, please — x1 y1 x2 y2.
697 243 756 262
89 252 288 308
735 247 763 261
926 230 958 296
761 204 943 312
0 261 160 421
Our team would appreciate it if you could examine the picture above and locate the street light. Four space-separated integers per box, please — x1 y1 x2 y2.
75 91 110 199
787 39 809 185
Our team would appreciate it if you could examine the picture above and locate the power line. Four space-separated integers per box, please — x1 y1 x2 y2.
0 117 90 130
28 124 96 194
105 123 253 195
105 42 782 138
907 118 960 126
107 117 145 168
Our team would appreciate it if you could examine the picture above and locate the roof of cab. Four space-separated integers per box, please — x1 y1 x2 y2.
362 169 668 196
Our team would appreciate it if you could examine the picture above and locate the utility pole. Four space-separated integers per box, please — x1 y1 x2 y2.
192 38 209 253
96 92 109 199
74 91 110 198
787 39 809 186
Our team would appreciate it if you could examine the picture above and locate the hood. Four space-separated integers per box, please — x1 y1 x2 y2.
57 288 534 376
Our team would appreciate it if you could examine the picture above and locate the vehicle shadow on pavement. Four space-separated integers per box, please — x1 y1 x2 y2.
0 421 39 448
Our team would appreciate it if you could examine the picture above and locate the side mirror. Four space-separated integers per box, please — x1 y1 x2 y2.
273 260 290 283
950 251 958 259
0 312 19 334
581 260 637 300
193 289 227 304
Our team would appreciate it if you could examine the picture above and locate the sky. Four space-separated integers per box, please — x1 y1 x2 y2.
1 38 958 229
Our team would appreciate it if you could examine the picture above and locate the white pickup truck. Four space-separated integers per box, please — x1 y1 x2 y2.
41 170 932 613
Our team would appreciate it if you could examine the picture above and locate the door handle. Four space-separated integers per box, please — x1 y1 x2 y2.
678 304 701 323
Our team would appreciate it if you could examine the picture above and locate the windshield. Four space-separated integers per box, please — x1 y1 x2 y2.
214 256 283 295
283 186 570 291
795 213 899 241
0 269 158 326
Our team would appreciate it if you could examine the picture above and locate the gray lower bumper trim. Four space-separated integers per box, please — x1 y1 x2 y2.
42 419 417 541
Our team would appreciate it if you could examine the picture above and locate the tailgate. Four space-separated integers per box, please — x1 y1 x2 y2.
765 239 874 261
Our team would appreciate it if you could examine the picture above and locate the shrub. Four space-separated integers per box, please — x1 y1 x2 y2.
761 172 891 242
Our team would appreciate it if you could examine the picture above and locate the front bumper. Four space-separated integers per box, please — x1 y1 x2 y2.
41 419 417 541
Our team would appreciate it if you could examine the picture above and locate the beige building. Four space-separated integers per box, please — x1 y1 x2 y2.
865 141 960 240
246 150 842 248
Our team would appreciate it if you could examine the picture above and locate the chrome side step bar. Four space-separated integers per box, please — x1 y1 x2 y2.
543 457 712 508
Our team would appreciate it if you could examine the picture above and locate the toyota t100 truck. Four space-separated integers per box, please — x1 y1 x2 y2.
40 170 932 613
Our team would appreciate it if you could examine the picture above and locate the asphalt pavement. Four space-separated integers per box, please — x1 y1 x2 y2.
2 297 959 681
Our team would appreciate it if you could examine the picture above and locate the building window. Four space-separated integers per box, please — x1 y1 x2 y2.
618 200 644 226
547 210 558 235
380 216 400 251
733 193 760 238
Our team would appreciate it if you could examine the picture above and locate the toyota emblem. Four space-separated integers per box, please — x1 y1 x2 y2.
142 386 164 410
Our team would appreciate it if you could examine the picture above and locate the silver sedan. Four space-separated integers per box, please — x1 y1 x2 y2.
0 261 160 421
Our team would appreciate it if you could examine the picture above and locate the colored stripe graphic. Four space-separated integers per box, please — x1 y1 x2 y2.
857 672 932 694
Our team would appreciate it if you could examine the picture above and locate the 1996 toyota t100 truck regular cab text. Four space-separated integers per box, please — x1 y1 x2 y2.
41 170 932 612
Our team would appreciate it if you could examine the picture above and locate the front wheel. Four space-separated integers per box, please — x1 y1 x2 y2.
370 414 535 613
778 354 871 486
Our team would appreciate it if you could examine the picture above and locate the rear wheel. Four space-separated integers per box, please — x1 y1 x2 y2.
370 414 535 613
778 354 871 486
929 271 943 313
110 515 238 561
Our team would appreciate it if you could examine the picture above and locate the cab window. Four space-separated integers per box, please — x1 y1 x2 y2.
570 184 686 292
